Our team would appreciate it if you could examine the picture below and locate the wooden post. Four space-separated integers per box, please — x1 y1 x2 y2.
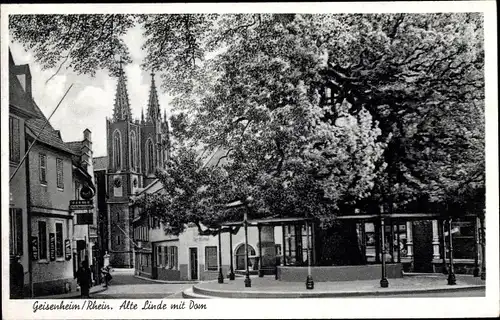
217 228 224 283
396 222 401 263
258 224 263 277
390 220 395 263
229 229 235 280
281 223 286 266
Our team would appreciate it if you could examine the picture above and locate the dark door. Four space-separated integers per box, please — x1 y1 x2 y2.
190 248 198 280
151 245 158 279
412 220 433 272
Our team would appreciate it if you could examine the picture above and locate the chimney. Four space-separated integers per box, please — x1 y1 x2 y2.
12 64 32 99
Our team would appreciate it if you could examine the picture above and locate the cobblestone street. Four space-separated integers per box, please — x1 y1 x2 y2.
92 273 193 299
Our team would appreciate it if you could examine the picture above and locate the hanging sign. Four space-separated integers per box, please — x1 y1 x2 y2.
31 236 39 260
65 239 72 260
49 233 56 261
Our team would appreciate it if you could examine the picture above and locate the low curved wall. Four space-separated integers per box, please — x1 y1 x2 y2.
278 264 403 282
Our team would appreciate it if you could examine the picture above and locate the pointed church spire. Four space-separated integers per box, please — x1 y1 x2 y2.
112 58 132 122
146 72 160 124
141 108 145 123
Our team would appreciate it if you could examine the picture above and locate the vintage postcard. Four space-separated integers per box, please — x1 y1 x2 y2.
1 1 498 319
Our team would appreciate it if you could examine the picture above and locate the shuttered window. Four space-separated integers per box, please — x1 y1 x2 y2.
9 116 20 162
39 154 47 184
205 246 218 271
56 158 64 189
169 246 178 270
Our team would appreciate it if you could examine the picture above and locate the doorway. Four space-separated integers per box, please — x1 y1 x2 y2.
189 248 198 280
412 220 433 272
235 244 256 270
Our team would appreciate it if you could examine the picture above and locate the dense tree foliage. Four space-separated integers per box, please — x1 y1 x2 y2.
10 13 485 231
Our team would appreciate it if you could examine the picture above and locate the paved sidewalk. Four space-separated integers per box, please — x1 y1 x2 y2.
191 274 485 298
134 274 199 284
35 284 107 300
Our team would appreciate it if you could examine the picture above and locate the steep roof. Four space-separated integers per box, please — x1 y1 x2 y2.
93 156 109 171
9 55 46 120
66 141 83 155
146 73 160 123
112 65 132 121
25 118 76 155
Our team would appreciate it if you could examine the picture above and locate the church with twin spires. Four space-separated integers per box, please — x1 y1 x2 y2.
104 66 170 267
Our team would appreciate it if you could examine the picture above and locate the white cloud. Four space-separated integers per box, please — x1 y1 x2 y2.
9 27 176 158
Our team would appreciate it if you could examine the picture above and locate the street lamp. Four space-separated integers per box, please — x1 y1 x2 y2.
305 219 314 290
447 217 456 285
379 205 389 288
480 209 486 280
243 196 253 288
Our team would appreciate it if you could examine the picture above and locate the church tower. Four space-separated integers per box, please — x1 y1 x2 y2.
106 65 170 267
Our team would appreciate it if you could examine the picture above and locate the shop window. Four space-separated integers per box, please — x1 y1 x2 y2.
9 208 23 256
38 221 47 260
55 222 63 258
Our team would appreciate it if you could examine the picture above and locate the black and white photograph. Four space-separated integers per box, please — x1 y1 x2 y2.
1 2 498 319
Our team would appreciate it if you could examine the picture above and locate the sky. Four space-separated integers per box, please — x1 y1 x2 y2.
9 24 172 157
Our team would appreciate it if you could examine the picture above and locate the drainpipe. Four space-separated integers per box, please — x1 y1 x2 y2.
25 133 33 298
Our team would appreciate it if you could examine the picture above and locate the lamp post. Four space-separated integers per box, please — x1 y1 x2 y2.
441 220 448 274
480 210 486 280
473 216 480 277
244 196 253 288
305 219 314 289
447 217 456 285
218 228 224 284
229 229 235 280
379 206 389 288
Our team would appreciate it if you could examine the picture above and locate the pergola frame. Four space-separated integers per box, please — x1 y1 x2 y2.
217 211 484 288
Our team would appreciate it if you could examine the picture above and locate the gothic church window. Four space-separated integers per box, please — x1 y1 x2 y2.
113 130 122 170
146 138 154 174
130 131 138 171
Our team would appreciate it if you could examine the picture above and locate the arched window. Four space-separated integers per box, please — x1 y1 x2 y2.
130 131 137 171
113 130 122 170
146 138 154 174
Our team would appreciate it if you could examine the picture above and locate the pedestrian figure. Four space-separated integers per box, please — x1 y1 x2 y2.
101 265 112 287
76 260 92 299
10 255 24 299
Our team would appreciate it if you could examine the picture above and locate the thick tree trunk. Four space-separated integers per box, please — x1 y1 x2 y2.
316 221 364 266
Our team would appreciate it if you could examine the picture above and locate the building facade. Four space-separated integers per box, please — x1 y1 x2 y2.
9 51 36 298
104 68 170 268
9 50 97 297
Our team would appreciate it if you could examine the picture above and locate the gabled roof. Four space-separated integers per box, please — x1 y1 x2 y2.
25 118 76 155
9 68 42 120
66 141 83 155
93 156 108 171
